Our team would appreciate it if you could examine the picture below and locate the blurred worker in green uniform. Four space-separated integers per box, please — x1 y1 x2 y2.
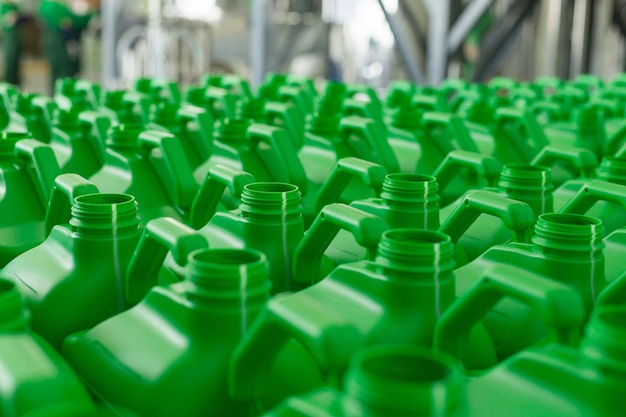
39 0 99 91
0 0 21 85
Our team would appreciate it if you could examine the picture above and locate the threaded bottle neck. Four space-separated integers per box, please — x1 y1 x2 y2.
532 213 604 256
102 90 125 109
185 87 206 107
0 278 29 332
134 78 153 95
380 173 440 228
239 182 302 221
215 118 250 143
342 346 466 417
150 102 178 126
306 96 341 135
106 124 142 149
53 108 79 129
56 78 76 96
0 131 28 157
597 157 626 185
582 306 626 377
236 97 265 120
499 164 554 216
70 193 140 238
375 229 455 279
184 248 270 313
389 105 421 129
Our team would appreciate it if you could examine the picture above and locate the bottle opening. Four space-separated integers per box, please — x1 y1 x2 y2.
74 193 135 206
190 248 264 267
343 346 465 416
582 306 626 375
70 193 140 236
532 213 604 253
107 124 143 148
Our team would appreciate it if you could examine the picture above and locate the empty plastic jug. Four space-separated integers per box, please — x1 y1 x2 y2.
230 228 496 414
6 93 52 142
439 162 554 263
189 181 305 294
0 134 60 266
90 124 198 225
0 278 96 416
453 212 605 360
439 286 626 417
264 345 467 417
3 174 142 348
63 247 313 417
49 107 104 177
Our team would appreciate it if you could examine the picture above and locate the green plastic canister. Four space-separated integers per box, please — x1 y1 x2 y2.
264 345 467 417
0 278 96 416
229 228 497 414
439 163 554 263
452 212 605 360
7 93 53 142
438 281 626 417
49 107 104 177
90 124 198 225
192 181 305 294
0 134 60 266
2 174 142 348
63 247 320 417
147 102 213 170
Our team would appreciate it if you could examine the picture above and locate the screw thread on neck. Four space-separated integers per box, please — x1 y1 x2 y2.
532 213 605 256
375 229 455 279
342 346 466 417
239 182 302 221
215 118 250 143
597 157 626 185
381 173 440 229
184 248 270 314
499 164 554 217
106 124 142 149
70 194 140 238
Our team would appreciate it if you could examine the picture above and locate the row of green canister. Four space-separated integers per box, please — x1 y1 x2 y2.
1 73 626 416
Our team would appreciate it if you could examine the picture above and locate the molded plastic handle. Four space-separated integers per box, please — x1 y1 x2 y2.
338 116 400 173
229 297 363 403
31 96 58 137
432 150 502 196
587 97 620 117
246 123 308 195
421 112 480 153
177 105 213 162
605 120 626 156
189 165 256 229
438 190 535 244
14 139 61 207
77 110 110 165
433 264 585 360
412 94 447 112
219 74 253 98
44 173 100 236
264 101 304 149
494 107 550 150
125 217 209 305
0 83 18 112
559 180 626 215
75 79 102 110
138 130 199 210
292 203 388 285
531 100 563 122
314 157 387 214
531 144 598 178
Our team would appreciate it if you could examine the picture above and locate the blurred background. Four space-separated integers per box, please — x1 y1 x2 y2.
4 0 626 93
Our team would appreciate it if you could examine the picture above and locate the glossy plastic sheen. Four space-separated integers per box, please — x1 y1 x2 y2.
230 229 496 413
454 212 605 360
3 178 142 348
465 306 626 416
0 279 96 416
195 182 304 294
90 124 197 225
264 346 467 417
63 248 276 417
0 134 61 266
